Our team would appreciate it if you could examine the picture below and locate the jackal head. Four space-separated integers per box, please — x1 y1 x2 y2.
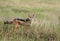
28 14 34 21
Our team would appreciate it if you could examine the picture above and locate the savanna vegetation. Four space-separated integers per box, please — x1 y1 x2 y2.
0 0 60 41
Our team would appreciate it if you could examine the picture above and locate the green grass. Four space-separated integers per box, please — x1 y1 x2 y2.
0 0 60 41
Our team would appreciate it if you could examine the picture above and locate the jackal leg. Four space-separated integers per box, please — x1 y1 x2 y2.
14 24 19 29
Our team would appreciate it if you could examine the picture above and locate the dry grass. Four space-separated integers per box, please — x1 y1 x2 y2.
0 0 60 41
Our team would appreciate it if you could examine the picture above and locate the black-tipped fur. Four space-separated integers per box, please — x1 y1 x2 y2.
13 18 30 22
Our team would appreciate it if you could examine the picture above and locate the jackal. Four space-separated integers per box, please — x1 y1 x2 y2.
10 14 34 29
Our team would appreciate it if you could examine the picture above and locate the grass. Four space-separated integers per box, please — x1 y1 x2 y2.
0 0 60 41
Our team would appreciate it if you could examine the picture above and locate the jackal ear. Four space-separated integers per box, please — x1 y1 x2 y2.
33 14 34 16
